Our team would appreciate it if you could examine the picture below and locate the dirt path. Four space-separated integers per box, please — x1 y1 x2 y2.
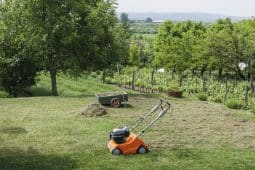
111 95 255 150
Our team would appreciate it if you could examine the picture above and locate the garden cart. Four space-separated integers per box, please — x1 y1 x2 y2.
107 99 171 155
95 92 128 108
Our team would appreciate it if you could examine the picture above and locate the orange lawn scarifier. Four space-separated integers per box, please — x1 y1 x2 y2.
107 99 171 155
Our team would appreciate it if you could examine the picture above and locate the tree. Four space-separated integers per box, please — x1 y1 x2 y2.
204 18 244 78
26 0 119 96
129 43 140 66
0 0 38 97
153 21 205 74
130 35 152 67
233 19 255 79
145 18 153 23
113 23 131 65
0 57 38 97
120 12 129 24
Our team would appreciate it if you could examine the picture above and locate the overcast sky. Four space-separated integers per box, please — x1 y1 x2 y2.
117 0 255 17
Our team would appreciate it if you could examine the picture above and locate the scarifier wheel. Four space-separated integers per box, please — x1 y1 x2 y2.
112 148 122 155
137 146 147 154
111 98 121 108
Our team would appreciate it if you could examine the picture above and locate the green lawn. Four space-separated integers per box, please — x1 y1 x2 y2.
0 75 255 170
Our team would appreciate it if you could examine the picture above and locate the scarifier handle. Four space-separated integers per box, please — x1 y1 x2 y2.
150 99 163 113
130 99 163 131
137 100 171 137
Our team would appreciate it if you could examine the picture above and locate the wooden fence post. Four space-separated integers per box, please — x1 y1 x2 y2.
250 75 255 94
224 88 229 105
132 71 135 90
244 85 249 108
202 75 206 92
223 77 229 104
151 68 154 85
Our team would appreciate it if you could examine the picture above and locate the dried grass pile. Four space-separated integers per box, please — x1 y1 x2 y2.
80 103 107 117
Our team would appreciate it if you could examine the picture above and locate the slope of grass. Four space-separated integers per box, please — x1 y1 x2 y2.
27 73 130 97
1 75 255 170
1 98 255 169
0 73 130 98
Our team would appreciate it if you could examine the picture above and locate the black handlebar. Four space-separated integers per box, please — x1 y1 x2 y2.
160 98 171 110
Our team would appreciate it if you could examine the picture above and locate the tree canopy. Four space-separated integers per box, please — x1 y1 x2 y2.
0 0 129 96
153 18 255 79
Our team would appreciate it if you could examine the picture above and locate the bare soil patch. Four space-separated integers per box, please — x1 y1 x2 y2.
113 95 255 150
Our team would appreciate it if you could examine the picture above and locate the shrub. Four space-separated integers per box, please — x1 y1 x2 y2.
0 91 8 98
250 105 255 114
226 99 244 109
0 57 38 97
212 96 223 103
167 82 182 98
197 93 207 101
90 72 98 78
167 82 181 92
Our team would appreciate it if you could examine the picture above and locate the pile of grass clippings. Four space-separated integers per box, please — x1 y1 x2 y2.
80 103 107 117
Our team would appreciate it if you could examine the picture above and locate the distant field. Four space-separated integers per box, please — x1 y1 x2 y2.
132 33 157 39
130 22 160 34
0 75 255 169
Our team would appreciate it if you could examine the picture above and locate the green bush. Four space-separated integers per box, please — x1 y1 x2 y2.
0 57 38 97
197 93 207 101
212 96 223 103
0 91 8 98
226 99 244 109
250 105 255 114
167 82 181 92
90 72 98 78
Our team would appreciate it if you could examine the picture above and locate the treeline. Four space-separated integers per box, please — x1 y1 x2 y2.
0 0 130 97
129 23 160 34
2 4 255 98
128 18 255 81
153 19 255 79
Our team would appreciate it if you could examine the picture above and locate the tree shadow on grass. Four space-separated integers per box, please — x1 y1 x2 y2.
0 127 27 134
27 87 52 97
0 147 77 170
121 103 134 108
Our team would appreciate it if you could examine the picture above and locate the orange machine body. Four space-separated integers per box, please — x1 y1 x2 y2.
107 133 148 154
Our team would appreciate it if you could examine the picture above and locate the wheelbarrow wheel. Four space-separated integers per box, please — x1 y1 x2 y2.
112 148 122 155
111 98 121 108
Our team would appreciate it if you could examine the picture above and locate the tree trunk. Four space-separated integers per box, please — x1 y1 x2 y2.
13 89 18 98
200 64 208 78
48 54 58 96
151 68 154 85
209 70 212 77
172 66 176 79
50 68 58 96
102 70 106 83
200 68 205 78
235 64 245 80
218 68 223 79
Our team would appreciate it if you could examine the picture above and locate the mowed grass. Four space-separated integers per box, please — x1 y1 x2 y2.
1 75 255 170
